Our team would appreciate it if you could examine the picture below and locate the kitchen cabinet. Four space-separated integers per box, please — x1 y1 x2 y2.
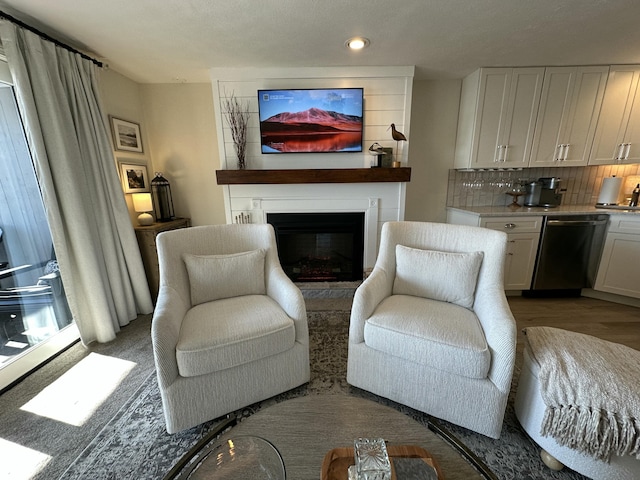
134 217 190 302
447 210 543 290
454 67 544 169
529 66 609 167
594 215 640 299
589 66 640 165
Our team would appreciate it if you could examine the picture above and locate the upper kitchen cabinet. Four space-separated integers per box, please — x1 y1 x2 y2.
589 66 640 165
454 67 544 169
529 66 609 167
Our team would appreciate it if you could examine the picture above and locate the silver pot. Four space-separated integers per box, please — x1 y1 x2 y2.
524 181 542 207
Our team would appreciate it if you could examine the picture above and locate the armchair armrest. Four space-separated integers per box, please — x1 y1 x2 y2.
473 285 517 393
266 265 308 344
152 285 190 388
349 268 393 343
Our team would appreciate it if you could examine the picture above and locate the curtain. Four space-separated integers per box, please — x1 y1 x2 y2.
0 87 52 286
0 20 153 344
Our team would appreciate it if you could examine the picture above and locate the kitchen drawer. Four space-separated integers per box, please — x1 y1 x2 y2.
480 216 543 234
606 215 640 235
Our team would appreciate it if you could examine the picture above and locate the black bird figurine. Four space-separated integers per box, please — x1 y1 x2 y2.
388 123 407 163
388 123 407 142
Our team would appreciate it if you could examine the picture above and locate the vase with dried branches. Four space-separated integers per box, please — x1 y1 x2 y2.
222 92 250 169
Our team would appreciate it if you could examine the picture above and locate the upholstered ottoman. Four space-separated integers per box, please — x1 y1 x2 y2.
514 327 640 480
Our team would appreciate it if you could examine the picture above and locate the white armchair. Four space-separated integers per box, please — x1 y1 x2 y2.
347 221 516 439
152 224 310 433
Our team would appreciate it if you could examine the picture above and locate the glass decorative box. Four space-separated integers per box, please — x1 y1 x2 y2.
354 438 391 480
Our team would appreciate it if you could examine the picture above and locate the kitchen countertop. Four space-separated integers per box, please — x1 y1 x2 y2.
447 204 640 217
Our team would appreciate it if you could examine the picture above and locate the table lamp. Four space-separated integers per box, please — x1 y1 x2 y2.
132 193 154 226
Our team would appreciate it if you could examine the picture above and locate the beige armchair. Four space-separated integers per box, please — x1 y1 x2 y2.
347 221 516 439
152 224 310 433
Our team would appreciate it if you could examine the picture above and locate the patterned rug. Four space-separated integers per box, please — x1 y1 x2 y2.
59 310 587 480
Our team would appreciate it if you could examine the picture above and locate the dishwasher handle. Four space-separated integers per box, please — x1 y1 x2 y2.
546 219 608 227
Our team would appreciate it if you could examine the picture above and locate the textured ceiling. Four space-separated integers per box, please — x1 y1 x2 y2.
1 0 640 84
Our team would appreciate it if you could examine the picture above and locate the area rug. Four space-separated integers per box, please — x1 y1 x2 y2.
59 311 588 480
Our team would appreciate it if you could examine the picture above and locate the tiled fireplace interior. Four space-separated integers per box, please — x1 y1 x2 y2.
267 212 365 282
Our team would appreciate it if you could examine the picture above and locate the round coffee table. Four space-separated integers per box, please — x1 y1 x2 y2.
171 394 486 480
178 435 286 479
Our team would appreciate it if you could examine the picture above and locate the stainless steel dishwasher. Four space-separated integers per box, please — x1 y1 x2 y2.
530 214 608 292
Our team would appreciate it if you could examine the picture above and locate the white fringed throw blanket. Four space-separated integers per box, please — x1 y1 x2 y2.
524 326 640 461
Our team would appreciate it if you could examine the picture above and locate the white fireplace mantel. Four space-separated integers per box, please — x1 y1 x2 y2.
222 181 407 271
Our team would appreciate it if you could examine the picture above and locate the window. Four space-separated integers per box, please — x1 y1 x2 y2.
0 59 77 391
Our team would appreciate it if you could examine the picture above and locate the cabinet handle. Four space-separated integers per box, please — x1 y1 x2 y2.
556 144 570 161
624 143 632 160
615 143 625 161
554 144 563 162
504 223 516 229
495 145 505 163
503 144 509 162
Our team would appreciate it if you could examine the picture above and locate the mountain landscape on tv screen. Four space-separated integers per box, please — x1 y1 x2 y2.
260 107 362 133
260 107 363 153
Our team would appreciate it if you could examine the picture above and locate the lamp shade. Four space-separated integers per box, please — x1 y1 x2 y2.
132 193 154 226
132 193 153 213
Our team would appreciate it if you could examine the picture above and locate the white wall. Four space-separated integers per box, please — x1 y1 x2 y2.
405 79 462 223
100 70 227 226
99 69 149 225
139 84 226 226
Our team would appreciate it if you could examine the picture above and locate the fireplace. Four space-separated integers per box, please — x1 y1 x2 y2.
267 212 364 282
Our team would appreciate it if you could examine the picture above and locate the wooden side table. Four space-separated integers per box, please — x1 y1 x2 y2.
134 218 190 302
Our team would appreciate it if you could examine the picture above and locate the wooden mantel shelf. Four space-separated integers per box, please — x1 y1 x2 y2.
216 167 411 185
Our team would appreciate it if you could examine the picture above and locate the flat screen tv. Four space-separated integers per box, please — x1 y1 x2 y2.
258 88 363 154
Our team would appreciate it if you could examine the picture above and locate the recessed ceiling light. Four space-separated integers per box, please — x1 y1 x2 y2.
346 37 370 50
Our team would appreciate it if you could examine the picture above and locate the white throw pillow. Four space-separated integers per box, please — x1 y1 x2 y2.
393 245 483 309
183 249 266 306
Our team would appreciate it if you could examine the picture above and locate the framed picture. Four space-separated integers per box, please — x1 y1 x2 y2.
119 160 150 193
111 116 143 153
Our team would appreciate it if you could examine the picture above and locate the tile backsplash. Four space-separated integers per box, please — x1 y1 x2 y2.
447 164 640 208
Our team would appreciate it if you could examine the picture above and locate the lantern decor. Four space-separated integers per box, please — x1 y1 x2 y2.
150 172 175 222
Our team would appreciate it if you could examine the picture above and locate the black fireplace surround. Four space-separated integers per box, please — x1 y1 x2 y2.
267 212 364 282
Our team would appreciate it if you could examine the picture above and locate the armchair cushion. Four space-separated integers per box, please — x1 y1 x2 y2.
364 295 491 379
176 295 295 377
183 249 266 306
393 245 482 309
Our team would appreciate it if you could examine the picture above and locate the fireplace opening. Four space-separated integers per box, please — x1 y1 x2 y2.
267 212 364 282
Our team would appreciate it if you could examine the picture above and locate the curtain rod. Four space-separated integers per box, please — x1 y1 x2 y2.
0 10 103 67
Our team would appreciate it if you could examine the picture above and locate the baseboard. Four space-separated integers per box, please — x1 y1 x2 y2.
581 288 640 308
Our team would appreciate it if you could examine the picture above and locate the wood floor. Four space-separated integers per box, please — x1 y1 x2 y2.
507 295 640 357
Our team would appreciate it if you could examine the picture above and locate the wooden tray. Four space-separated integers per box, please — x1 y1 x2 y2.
321 445 443 480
